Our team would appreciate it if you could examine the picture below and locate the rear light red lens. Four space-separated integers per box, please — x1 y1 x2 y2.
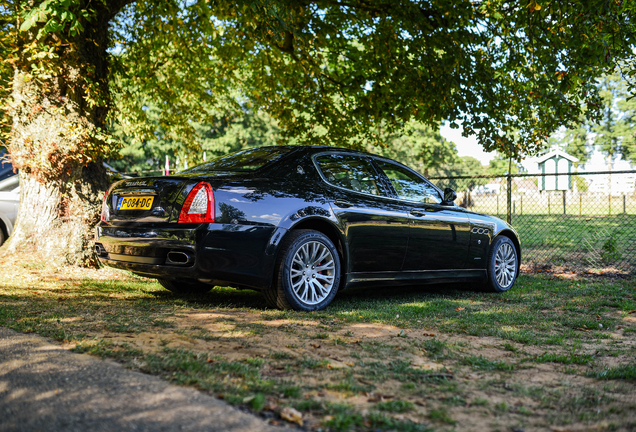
101 184 115 222
178 182 215 223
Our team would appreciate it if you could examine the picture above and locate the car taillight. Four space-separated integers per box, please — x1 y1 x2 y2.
178 182 215 223
101 184 115 222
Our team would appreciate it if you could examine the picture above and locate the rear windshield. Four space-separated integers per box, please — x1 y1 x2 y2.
182 147 290 173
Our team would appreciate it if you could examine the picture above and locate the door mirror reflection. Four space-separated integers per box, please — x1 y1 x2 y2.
443 188 457 204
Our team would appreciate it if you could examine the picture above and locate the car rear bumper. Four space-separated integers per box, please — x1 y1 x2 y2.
95 222 285 290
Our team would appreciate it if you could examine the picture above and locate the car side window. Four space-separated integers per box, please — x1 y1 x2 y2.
315 154 383 196
375 160 442 204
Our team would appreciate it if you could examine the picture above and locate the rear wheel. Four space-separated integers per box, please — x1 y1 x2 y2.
485 236 518 292
265 230 340 311
157 278 211 295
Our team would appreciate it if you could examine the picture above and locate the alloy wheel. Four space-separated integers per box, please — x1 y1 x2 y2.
494 243 517 289
289 241 336 305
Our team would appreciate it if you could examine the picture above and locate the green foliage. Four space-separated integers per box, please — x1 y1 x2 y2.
4 0 636 175
601 233 622 263
107 104 282 175
593 73 636 166
487 154 523 176
19 0 98 38
364 121 458 176
549 72 636 168
107 0 636 159
432 156 489 192
562 123 591 167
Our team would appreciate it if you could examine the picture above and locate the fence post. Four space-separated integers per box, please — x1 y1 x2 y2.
548 194 551 215
562 190 566 215
624 194 626 214
506 173 512 224
579 194 582 216
520 195 523 215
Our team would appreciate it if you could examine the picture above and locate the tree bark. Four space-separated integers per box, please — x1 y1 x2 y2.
0 1 128 266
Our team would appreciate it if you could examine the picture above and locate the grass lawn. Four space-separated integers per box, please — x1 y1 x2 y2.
1 262 635 431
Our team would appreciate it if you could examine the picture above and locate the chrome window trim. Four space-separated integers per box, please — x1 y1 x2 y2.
311 151 454 207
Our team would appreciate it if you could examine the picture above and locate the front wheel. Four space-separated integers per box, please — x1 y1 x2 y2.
265 230 341 311
485 236 518 292
157 278 211 295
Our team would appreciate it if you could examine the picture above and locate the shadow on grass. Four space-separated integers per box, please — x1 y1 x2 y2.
150 280 483 312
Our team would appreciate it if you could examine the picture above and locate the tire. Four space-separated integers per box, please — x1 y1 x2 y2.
0 227 4 247
485 236 518 292
157 278 212 295
265 230 341 311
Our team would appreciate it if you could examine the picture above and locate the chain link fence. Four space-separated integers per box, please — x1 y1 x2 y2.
430 170 636 274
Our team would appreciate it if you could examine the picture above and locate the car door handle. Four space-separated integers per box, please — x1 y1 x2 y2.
334 200 354 208
410 209 427 217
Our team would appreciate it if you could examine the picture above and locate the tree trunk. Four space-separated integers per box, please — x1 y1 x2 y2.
0 2 127 267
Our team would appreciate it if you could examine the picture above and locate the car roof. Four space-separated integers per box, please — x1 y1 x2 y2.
265 144 377 157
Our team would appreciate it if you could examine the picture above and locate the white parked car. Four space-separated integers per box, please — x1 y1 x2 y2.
0 153 18 245
0 172 18 246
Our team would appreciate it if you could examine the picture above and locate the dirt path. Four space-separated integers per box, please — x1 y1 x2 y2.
0 327 289 432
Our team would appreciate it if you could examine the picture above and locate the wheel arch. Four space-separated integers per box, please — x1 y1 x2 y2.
287 217 347 276
494 229 521 273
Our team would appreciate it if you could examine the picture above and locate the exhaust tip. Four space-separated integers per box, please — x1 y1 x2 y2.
166 250 193 266
95 244 107 257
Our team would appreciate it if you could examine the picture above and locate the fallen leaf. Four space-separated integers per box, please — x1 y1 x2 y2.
628 310 636 314
310 343 321 349
280 406 303 426
422 332 436 337
455 307 465 311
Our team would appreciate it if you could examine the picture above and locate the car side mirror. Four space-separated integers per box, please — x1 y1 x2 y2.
442 188 457 205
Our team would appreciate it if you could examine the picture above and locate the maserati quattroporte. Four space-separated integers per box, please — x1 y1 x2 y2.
96 146 520 311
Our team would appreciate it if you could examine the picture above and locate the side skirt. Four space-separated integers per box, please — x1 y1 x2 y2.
344 269 487 289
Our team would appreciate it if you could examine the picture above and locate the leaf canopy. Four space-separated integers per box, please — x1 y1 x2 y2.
4 0 636 159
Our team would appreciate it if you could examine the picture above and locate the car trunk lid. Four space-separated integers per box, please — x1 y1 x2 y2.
106 177 192 223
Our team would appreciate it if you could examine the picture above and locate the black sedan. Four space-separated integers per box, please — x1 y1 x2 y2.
96 146 520 311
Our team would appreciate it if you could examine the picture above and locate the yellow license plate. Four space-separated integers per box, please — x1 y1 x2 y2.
118 196 154 210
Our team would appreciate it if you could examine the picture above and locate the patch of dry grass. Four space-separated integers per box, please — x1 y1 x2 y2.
1 260 635 431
